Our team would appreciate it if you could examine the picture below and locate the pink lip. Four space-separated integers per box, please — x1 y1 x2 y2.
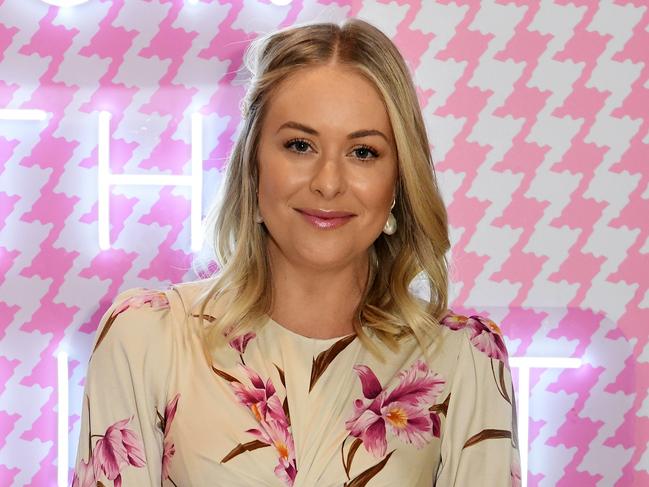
296 208 356 218
295 209 355 229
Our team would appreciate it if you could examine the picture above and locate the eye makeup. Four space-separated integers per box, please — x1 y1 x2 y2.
283 138 381 161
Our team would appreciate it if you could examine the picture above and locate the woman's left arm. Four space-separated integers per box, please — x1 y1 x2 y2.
435 316 521 486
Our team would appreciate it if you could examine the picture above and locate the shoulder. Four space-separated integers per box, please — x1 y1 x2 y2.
406 296 511 362
91 278 216 351
437 310 511 366
90 286 176 360
87 287 181 409
166 278 217 316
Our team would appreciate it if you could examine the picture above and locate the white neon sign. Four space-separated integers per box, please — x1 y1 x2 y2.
0 109 47 121
40 0 90 7
509 356 583 487
97 111 204 252
57 351 69 487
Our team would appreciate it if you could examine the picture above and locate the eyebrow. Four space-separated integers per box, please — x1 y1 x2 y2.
277 121 389 142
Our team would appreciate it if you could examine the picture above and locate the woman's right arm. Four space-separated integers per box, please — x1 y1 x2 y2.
72 288 174 487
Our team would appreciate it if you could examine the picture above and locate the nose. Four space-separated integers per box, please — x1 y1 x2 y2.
309 154 346 199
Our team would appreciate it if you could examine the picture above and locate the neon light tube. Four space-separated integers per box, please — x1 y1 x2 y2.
98 111 111 250
97 111 204 251
191 113 203 253
510 356 583 487
57 351 69 487
0 109 47 121
41 0 90 7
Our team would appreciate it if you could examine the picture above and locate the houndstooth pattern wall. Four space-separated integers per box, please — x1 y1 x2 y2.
0 0 646 485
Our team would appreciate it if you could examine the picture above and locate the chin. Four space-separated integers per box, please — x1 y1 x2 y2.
296 243 361 267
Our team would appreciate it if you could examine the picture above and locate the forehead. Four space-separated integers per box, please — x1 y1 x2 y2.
264 65 393 137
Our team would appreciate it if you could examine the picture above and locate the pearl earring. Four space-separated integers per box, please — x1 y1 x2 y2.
383 197 397 235
254 188 263 223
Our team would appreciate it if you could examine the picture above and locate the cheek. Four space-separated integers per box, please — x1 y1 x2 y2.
257 147 304 212
351 173 395 213
258 144 288 194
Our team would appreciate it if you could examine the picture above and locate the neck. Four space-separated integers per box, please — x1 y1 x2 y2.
265 239 369 339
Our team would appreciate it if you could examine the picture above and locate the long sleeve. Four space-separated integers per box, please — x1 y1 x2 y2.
72 287 175 487
435 315 521 486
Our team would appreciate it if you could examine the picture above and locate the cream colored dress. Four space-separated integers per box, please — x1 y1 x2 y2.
72 280 521 487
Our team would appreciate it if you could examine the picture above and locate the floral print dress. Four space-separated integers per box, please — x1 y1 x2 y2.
72 280 521 487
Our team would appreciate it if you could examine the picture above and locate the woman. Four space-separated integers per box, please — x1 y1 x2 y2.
73 18 520 486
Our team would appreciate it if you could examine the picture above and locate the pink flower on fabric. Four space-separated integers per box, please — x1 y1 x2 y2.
231 364 287 426
439 312 467 331
71 457 95 487
440 312 509 362
230 364 297 486
113 289 170 318
229 332 257 354
269 422 298 487
430 411 441 437
466 315 508 362
247 418 298 486
91 416 146 486
345 360 446 458
162 393 180 480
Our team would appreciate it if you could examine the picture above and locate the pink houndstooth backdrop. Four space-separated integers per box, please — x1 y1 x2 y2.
0 0 646 486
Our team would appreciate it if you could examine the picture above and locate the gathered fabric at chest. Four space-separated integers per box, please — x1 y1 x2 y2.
166 315 447 487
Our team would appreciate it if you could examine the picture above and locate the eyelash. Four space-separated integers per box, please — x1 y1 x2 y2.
283 138 380 161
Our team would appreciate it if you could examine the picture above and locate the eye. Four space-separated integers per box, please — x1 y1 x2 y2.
284 138 314 155
283 138 380 161
352 144 380 161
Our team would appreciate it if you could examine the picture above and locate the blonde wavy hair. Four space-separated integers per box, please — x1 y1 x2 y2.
191 18 450 364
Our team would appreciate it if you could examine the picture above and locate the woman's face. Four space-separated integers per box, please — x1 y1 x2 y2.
256 64 399 271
